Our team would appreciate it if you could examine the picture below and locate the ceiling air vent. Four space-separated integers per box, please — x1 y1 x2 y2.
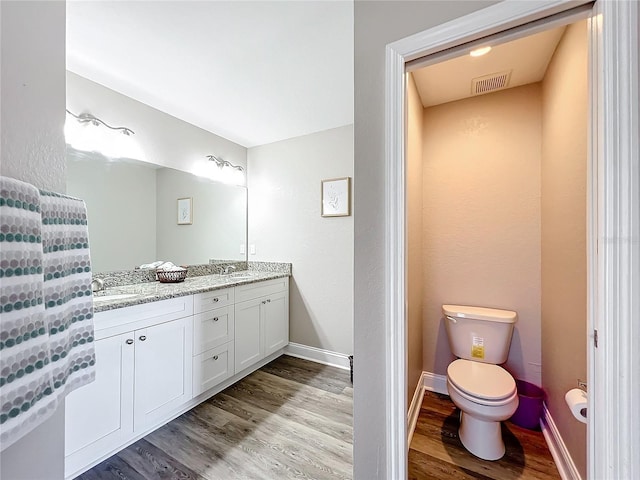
471 70 512 96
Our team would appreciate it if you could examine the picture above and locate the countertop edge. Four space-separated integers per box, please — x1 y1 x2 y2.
93 272 290 313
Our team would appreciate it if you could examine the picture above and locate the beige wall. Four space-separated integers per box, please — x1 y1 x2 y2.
422 84 543 385
247 125 354 355
0 2 67 479
407 74 425 405
541 21 588 478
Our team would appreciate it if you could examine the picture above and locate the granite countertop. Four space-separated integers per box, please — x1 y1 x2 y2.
92 271 289 313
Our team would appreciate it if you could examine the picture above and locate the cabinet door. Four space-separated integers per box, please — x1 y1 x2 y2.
234 297 263 374
65 333 134 478
133 317 192 432
264 290 289 356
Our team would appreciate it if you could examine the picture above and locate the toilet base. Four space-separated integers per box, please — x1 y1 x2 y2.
458 411 505 461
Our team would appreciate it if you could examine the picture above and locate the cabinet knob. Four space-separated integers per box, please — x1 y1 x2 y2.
125 339 134 345
213 355 219 361
267 299 271 303
213 317 219 322
139 335 147 341
212 297 219 303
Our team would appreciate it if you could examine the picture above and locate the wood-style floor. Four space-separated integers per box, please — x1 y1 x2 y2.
409 391 561 480
78 355 353 480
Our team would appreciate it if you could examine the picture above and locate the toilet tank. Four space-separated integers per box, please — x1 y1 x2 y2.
442 304 517 364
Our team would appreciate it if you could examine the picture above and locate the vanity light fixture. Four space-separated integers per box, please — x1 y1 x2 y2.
66 109 135 136
206 155 244 172
470 46 492 57
201 155 245 186
64 109 144 161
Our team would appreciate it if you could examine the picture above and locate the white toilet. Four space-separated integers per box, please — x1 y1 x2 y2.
443 304 519 461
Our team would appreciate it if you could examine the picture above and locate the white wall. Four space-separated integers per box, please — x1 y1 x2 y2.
248 125 353 355
1 1 67 193
353 1 499 477
66 72 248 175
0 1 67 478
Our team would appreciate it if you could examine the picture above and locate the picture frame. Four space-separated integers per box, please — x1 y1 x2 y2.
321 177 351 217
177 197 193 225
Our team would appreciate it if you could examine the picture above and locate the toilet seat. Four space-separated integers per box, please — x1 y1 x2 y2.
447 359 516 405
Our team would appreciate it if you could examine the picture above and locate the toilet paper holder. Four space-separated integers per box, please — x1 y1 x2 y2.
566 386 588 423
576 380 588 419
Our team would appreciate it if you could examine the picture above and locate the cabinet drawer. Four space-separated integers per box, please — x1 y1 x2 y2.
234 277 289 303
193 306 234 355
194 288 234 314
193 342 235 396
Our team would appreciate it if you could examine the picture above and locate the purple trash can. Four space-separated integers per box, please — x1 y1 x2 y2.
510 380 544 430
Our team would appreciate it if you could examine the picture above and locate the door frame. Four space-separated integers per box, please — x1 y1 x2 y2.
384 1 640 479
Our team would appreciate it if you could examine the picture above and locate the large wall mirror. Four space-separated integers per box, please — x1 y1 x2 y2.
67 148 247 273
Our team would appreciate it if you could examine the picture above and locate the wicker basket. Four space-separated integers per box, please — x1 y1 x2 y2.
157 269 187 283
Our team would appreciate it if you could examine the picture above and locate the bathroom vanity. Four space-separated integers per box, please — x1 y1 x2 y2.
64 271 289 479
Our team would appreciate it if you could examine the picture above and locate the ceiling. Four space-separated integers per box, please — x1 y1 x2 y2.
412 26 566 108
66 1 354 148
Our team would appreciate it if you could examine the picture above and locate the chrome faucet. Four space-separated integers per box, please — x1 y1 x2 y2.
91 278 105 292
223 265 237 275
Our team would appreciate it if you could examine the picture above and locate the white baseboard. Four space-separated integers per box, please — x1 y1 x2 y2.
407 373 426 446
283 342 351 370
423 371 448 395
540 403 582 480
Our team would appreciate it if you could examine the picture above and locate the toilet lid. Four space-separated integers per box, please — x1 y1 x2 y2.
447 359 516 401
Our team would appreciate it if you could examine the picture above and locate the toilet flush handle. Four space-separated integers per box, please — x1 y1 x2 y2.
446 315 457 324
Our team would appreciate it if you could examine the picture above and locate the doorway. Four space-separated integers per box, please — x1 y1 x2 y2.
382 1 640 479
406 16 588 479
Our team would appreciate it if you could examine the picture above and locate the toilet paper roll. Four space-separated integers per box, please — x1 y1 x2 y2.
565 388 588 424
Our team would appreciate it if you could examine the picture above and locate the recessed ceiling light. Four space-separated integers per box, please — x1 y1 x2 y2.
470 46 492 57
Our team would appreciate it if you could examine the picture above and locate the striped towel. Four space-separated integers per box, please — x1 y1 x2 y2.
0 177 96 451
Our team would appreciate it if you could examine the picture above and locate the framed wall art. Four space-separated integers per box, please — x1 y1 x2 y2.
321 177 350 217
177 197 193 225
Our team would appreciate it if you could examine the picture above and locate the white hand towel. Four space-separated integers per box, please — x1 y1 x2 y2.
157 261 186 272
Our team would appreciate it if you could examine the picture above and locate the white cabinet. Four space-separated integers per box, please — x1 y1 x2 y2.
192 289 235 397
65 297 193 479
234 297 263 372
263 290 289 356
193 306 234 354
66 278 288 479
133 317 192 431
193 342 235 396
234 278 289 374
65 333 134 477
194 287 234 313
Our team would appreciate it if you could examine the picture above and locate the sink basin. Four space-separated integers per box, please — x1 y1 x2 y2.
93 293 139 303
227 273 257 280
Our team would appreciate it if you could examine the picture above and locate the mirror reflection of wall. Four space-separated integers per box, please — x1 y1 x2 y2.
67 149 247 272
66 71 249 273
